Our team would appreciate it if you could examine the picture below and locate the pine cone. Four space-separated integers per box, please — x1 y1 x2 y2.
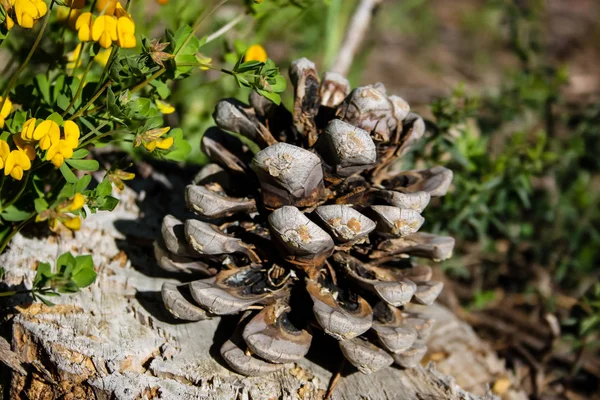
156 58 455 376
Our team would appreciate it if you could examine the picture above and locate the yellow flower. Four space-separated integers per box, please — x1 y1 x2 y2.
33 120 60 151
94 48 111 66
67 193 86 211
67 43 83 71
64 120 80 148
5 15 14 30
107 168 135 190
57 6 81 30
13 135 35 161
20 118 36 141
46 140 74 168
156 100 175 114
95 0 119 15
92 15 117 48
244 44 267 63
156 0 168 5
0 140 10 169
75 12 94 42
9 0 47 29
114 3 135 48
0 97 13 129
61 216 81 231
4 149 31 180
135 127 173 152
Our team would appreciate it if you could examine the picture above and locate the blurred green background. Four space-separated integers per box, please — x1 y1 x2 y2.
135 0 599 396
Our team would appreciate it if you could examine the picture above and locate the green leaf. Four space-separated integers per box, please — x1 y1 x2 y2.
75 175 92 193
56 252 76 277
52 75 65 105
99 196 119 211
268 75 287 93
36 295 56 307
46 112 63 126
96 179 113 198
71 149 89 160
255 89 281 105
164 128 191 161
72 255 96 288
33 262 52 288
56 94 70 111
66 159 99 171
1 206 32 222
60 163 78 183
34 198 49 213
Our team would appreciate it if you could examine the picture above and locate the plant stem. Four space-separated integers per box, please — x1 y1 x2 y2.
0 1 54 113
130 68 165 94
63 52 94 117
177 0 229 58
0 213 35 254
205 13 246 44
0 170 31 213
68 80 112 121
78 129 128 148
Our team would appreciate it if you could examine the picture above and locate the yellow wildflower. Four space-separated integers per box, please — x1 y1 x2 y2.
75 12 94 42
107 168 135 191
92 15 117 48
57 6 81 30
134 127 173 152
64 120 80 148
144 136 173 152
94 48 111 66
157 0 168 4
67 43 83 71
33 120 60 151
20 118 36 141
95 0 119 15
67 193 86 211
114 3 135 48
4 149 31 180
244 44 267 63
0 140 10 169
46 140 74 168
0 97 13 129
10 0 47 29
5 15 14 30
13 135 35 161
61 216 82 231
156 100 175 114
196 53 212 70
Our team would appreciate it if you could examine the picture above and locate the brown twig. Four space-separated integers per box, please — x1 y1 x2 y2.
332 0 383 76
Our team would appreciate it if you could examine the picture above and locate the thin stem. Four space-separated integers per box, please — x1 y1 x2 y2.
130 68 165 94
63 53 94 117
0 1 54 112
76 121 109 147
176 0 229 59
205 13 246 44
78 129 128 148
0 214 35 254
0 170 31 213
68 80 112 121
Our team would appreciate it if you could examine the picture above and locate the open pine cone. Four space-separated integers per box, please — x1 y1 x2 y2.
156 58 455 376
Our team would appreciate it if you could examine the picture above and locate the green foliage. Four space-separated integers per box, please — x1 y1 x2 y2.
0 252 96 306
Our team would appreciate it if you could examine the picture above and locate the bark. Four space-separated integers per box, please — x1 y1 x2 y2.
0 171 523 400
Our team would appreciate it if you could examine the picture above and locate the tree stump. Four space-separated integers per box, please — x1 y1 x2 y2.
0 172 521 399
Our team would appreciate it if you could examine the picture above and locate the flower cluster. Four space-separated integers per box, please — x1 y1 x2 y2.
3 0 48 30
76 2 136 49
36 193 86 231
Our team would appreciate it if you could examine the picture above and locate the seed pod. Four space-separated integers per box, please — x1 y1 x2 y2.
321 119 376 169
372 303 417 354
383 166 453 197
336 85 395 142
192 163 231 189
402 311 435 339
249 90 276 118
314 205 376 243
370 205 424 237
161 282 212 321
161 215 196 257
269 206 334 266
391 342 427 368
184 220 259 262
306 279 372 340
333 253 417 306
185 184 256 218
213 99 277 148
290 58 321 146
399 265 433 283
188 267 276 315
376 190 430 213
371 233 455 261
320 72 350 108
242 302 312 363
339 337 394 374
252 143 324 208
153 241 215 275
412 281 444 306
